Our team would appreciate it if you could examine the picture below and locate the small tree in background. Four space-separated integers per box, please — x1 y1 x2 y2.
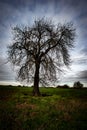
8 18 75 96
73 81 83 88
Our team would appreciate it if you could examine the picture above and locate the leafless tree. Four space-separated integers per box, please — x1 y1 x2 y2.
8 18 75 96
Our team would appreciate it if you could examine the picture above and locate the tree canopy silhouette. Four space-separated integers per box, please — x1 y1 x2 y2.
8 18 75 96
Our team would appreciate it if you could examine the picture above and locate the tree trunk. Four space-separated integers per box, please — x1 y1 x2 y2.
33 63 41 96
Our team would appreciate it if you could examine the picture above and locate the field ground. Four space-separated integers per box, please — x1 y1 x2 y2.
0 85 87 130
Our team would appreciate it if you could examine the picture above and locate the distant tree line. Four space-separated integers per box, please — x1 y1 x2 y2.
57 81 84 88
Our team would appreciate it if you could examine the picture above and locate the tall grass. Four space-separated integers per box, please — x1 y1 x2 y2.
0 85 87 130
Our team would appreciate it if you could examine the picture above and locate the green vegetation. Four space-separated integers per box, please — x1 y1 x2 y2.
0 85 87 130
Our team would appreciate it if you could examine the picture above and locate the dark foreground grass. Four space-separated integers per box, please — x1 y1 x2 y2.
0 85 87 130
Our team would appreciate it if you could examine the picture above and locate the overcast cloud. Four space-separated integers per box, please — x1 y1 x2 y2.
0 0 87 86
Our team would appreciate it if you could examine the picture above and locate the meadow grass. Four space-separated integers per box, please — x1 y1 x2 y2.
0 85 87 130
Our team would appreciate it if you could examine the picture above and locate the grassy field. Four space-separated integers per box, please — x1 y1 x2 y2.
0 85 87 130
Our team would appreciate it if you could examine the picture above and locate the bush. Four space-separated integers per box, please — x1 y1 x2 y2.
73 81 83 89
57 84 69 88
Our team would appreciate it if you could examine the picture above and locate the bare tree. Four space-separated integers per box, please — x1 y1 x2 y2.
8 18 75 96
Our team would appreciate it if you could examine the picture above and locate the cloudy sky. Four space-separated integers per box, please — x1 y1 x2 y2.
0 0 87 86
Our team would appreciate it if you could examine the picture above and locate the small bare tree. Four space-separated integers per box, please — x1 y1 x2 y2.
8 18 75 96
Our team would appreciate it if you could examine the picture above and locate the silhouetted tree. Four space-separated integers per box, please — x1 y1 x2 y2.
73 81 83 88
8 18 75 96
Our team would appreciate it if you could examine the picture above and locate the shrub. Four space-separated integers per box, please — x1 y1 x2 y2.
57 84 69 88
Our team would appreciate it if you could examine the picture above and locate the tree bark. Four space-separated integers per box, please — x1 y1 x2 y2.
33 62 41 96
